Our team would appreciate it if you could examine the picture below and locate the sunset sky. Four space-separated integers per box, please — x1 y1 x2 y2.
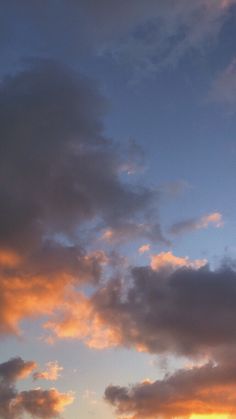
1 1 236 418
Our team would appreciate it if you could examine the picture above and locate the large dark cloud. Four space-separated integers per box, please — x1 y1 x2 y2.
90 262 236 356
0 59 164 336
0 357 73 419
0 59 155 251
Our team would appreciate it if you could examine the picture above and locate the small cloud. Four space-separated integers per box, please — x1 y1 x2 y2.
169 212 224 236
150 251 207 272
33 361 63 381
138 244 151 254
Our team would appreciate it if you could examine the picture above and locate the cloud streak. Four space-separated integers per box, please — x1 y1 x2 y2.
169 212 224 236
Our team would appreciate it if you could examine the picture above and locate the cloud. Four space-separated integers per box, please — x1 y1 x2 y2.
1 1 235 78
0 59 164 337
44 292 121 349
138 244 151 254
150 251 207 271
100 0 236 79
0 357 36 384
169 212 224 235
101 222 168 245
45 254 236 359
33 362 63 382
105 356 236 418
14 388 74 418
0 357 73 419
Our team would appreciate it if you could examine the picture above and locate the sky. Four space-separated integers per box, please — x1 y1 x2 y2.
0 1 236 418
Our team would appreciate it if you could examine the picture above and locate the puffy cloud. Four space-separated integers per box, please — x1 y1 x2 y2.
33 362 63 382
0 59 155 252
14 388 74 418
150 251 207 271
169 212 224 235
46 255 236 359
105 357 236 418
0 60 163 337
0 357 36 384
138 244 151 254
0 357 73 419
44 292 121 349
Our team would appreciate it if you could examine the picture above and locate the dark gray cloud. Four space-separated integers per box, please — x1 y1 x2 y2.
0 357 36 384
105 354 236 418
91 262 236 356
0 59 156 252
0 357 73 419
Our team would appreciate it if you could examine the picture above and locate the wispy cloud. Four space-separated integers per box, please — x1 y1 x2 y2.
209 58 236 109
169 212 224 235
100 0 236 79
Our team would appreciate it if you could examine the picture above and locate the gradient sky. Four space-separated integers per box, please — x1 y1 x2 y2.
0 1 236 419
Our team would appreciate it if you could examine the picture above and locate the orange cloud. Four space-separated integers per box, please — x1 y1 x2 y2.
138 244 150 254
150 251 207 272
44 293 121 349
197 212 224 229
0 244 108 336
15 388 74 417
0 249 21 268
33 361 63 381
105 360 236 418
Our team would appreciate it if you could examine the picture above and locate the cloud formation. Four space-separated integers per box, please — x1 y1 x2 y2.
33 362 63 382
0 357 73 419
46 253 236 360
169 212 224 235
105 356 236 418
0 59 163 337
0 357 36 384
150 251 207 271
